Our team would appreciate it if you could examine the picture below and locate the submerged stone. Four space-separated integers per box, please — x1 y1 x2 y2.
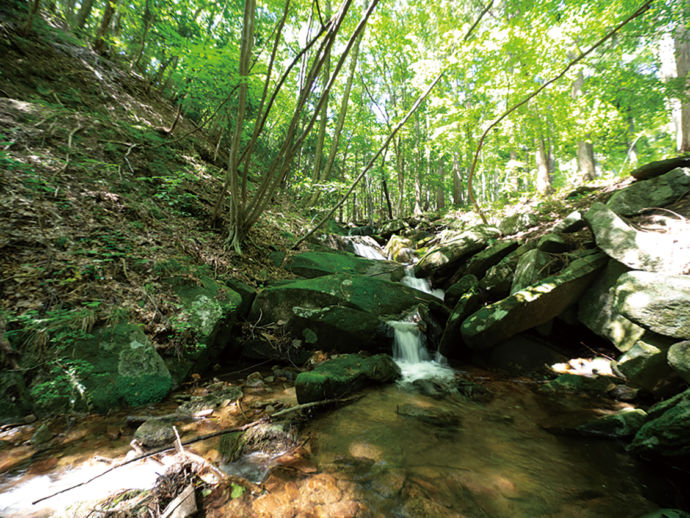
462 252 606 350
575 408 647 438
629 388 690 468
294 354 401 404
395 403 460 427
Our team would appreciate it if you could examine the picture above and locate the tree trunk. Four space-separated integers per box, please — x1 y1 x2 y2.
22 0 41 35
93 0 115 54
577 140 596 181
131 0 152 72
674 23 690 153
452 153 463 206
309 0 331 202
535 137 552 194
223 0 255 252
395 135 405 217
74 0 94 29
64 0 76 24
413 112 423 215
320 30 362 185
435 158 445 210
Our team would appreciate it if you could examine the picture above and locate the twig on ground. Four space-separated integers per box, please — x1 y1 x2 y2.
57 123 84 174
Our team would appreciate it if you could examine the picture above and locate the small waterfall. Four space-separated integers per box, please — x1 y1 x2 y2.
388 320 454 383
352 241 386 260
401 269 444 300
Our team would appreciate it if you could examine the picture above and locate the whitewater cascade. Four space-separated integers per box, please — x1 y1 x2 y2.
351 240 386 260
400 268 444 300
388 320 454 383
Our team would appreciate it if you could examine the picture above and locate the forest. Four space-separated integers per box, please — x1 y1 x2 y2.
1 0 690 516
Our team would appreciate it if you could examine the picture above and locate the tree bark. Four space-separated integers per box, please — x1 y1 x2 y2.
22 0 41 36
93 0 115 54
413 112 423 215
74 0 95 29
131 0 152 72
535 136 553 194
435 158 445 210
577 140 595 181
452 153 463 206
674 23 690 153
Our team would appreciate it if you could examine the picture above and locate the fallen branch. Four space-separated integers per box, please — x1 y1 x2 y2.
32 394 359 506
57 123 84 174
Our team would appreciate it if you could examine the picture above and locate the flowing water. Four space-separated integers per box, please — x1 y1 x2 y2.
400 269 445 300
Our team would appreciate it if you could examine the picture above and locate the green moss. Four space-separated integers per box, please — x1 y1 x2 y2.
116 373 172 406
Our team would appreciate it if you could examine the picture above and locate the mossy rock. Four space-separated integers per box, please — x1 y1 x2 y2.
295 353 401 404
283 251 404 281
163 268 242 384
28 323 173 414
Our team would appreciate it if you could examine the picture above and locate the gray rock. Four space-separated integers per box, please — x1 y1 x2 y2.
499 212 538 235
614 271 690 339
629 156 690 180
384 235 414 263
395 403 460 427
552 211 585 233
479 240 538 300
439 280 483 359
462 252 606 350
585 202 686 273
134 419 175 448
575 408 647 438
414 225 500 283
637 510 690 518
578 260 645 352
444 274 479 308
220 423 295 462
30 424 52 445
616 334 676 393
537 233 572 253
629 388 690 467
511 249 553 294
607 168 690 216
667 340 690 384
464 239 519 278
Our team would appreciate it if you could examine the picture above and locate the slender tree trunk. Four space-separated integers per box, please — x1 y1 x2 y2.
310 0 331 202
22 0 41 35
673 23 690 153
452 153 463 206
535 136 553 194
74 0 95 29
131 0 152 72
380 147 393 219
160 56 179 94
224 0 255 253
577 140 596 181
93 0 115 54
413 112 423 215
394 135 405 217
64 0 76 24
436 158 445 210
320 30 362 185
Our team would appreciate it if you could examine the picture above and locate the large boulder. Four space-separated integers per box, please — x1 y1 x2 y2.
247 274 438 357
29 323 173 414
464 239 519 278
615 333 677 393
629 388 690 468
414 225 500 284
613 271 690 340
499 212 538 235
283 251 404 281
462 252 606 350
578 260 645 352
551 211 586 233
162 269 243 384
584 202 686 274
575 408 647 439
294 354 401 404
478 240 538 300
510 249 553 294
629 156 690 180
384 235 415 263
439 277 483 359
668 341 690 384
607 168 690 216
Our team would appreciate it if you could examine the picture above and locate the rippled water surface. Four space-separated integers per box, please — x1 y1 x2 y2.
306 376 678 518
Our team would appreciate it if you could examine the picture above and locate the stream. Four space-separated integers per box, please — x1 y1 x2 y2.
0 248 687 517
